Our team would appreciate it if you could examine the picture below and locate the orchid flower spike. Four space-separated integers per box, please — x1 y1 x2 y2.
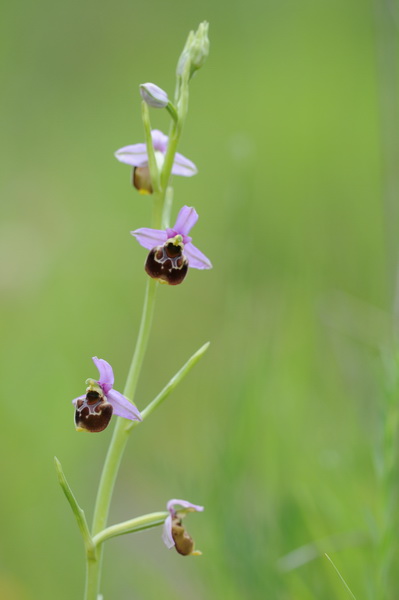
162 499 204 556
131 205 212 285
115 129 197 194
72 357 142 433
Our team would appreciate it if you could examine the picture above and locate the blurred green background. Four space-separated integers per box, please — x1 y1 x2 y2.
2 0 399 598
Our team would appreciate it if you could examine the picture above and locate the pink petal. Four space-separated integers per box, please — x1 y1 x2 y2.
114 143 148 166
173 206 198 236
151 130 168 153
162 515 175 549
171 153 198 177
167 499 204 515
131 228 168 250
107 389 142 421
92 357 114 394
184 243 212 270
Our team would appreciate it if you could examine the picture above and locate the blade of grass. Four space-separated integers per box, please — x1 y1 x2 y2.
324 553 357 600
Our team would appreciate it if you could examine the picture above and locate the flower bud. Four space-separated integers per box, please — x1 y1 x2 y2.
139 83 169 108
176 31 195 78
190 22 209 74
176 22 209 79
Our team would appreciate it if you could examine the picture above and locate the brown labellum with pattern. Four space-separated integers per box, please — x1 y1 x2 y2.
145 240 188 285
74 390 113 433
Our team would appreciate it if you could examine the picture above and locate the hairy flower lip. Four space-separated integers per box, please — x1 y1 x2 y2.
72 357 142 431
131 205 212 271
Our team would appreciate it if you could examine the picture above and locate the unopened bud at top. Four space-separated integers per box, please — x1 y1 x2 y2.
139 83 169 108
176 21 210 79
190 22 209 74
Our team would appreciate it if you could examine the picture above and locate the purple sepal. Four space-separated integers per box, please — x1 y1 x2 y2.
92 356 114 394
114 144 148 167
151 129 168 153
115 130 197 179
167 499 204 514
173 206 198 236
184 243 212 270
162 515 174 549
171 153 198 177
107 389 142 421
131 228 168 250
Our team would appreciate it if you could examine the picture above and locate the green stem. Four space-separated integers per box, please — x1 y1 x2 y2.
85 278 157 600
93 512 168 546
142 101 161 194
166 102 178 123
85 558 101 600
92 278 157 535
124 278 158 404
160 123 181 192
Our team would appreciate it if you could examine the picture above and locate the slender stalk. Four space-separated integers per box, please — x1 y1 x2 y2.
160 124 180 192
93 512 168 546
85 279 158 600
92 278 157 537
85 557 102 600
84 47 194 597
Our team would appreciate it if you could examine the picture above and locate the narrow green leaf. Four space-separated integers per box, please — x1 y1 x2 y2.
324 553 357 599
141 341 210 421
54 456 95 555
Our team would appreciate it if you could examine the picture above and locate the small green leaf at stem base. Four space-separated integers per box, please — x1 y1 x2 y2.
54 456 95 556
